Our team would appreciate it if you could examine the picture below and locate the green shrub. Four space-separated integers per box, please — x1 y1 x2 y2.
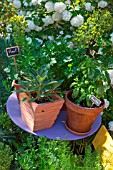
0 142 13 170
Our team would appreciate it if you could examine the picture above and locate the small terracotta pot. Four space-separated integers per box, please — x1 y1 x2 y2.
13 82 64 132
65 90 104 135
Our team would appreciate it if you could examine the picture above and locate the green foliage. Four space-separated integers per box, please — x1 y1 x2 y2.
0 142 13 170
74 9 113 46
71 57 111 107
16 66 63 102
37 136 75 170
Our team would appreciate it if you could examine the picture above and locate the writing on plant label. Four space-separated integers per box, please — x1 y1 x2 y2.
6 46 19 56
89 95 101 106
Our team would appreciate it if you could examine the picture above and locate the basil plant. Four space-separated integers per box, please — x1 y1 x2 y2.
70 57 111 107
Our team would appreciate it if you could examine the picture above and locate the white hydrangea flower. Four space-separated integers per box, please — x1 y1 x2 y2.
13 0 21 9
65 0 71 5
25 28 31 33
98 47 103 55
42 16 54 26
29 2 32 6
110 33 113 44
26 37 32 44
52 12 62 21
108 121 113 131
85 2 94 11
27 20 36 30
35 38 43 44
70 15 84 27
104 99 109 108
45 1 54 12
24 2 29 6
54 2 66 13
98 0 108 8
7 0 13 2
48 36 54 41
19 10 26 16
6 24 12 32
62 10 72 21
107 70 113 79
35 26 42 32
32 0 38 5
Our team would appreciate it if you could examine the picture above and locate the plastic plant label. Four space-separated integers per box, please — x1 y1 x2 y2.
6 46 19 57
92 125 113 169
89 95 101 106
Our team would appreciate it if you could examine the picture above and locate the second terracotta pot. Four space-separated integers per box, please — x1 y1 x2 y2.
65 90 104 135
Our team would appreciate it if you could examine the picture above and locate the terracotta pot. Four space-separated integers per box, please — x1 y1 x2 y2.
65 90 104 135
13 82 64 132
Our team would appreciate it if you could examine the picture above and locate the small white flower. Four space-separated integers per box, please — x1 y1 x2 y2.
100 112 104 115
70 15 84 27
13 0 21 9
107 70 113 79
59 31 64 35
62 10 72 21
27 20 36 30
108 121 113 131
103 81 108 86
35 38 43 44
45 1 54 12
35 26 42 32
85 2 94 11
32 0 38 5
57 41 61 45
6 24 12 32
42 16 54 26
64 35 72 39
48 36 54 41
110 33 113 44
26 37 32 44
52 12 62 21
98 47 103 55
104 99 109 108
5 34 11 43
65 0 71 5
54 2 66 13
26 11 31 15
67 42 74 48
98 1 108 8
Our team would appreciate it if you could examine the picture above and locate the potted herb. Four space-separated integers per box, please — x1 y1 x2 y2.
13 66 64 132
65 57 110 135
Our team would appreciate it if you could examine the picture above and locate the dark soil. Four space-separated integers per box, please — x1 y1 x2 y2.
68 95 104 108
35 98 50 104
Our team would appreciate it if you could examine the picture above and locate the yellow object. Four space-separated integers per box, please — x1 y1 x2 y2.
92 125 113 170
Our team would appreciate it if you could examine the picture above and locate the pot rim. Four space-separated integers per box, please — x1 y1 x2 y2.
65 90 104 110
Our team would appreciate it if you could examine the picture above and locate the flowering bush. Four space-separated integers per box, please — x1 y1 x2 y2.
1 0 113 104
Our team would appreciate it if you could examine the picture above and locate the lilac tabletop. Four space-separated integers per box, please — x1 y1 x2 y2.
6 92 102 140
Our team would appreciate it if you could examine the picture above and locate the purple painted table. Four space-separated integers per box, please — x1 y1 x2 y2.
6 92 102 140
